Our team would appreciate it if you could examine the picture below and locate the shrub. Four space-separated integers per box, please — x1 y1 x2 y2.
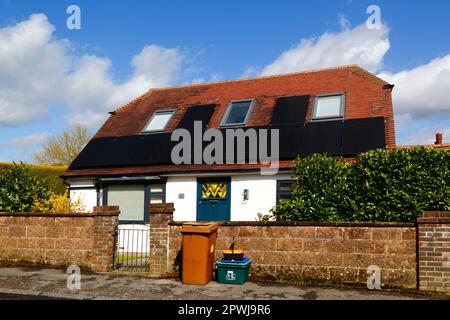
353 147 450 222
0 162 67 194
0 162 50 212
272 154 357 222
272 147 449 222
32 190 86 213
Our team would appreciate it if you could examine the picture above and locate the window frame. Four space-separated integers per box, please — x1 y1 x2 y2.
102 181 166 225
220 99 255 127
276 180 296 205
142 109 176 133
311 93 345 121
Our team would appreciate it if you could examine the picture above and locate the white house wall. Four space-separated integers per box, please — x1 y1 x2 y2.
70 188 97 213
230 174 293 221
166 176 198 221
166 173 295 222
70 173 295 221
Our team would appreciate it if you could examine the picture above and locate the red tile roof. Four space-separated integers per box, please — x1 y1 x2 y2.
94 65 394 138
64 65 395 178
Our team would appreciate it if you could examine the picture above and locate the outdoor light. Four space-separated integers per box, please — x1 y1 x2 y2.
243 189 249 201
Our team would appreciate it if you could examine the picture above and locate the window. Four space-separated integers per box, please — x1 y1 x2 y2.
107 185 146 223
149 184 165 204
143 110 175 132
312 94 345 120
276 180 295 204
221 100 254 126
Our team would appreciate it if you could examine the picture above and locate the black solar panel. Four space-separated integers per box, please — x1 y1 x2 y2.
341 117 386 155
177 104 216 131
69 117 386 169
270 95 310 125
299 120 343 156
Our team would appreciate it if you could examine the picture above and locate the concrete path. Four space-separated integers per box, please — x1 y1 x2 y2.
0 266 441 300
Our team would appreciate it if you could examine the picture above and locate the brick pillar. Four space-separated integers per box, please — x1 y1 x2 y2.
149 203 174 276
91 206 120 272
417 211 450 293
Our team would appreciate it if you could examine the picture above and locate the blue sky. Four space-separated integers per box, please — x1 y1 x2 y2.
0 0 449 162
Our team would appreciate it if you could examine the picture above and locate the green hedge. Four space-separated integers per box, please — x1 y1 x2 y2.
0 162 67 195
0 163 51 212
272 147 450 222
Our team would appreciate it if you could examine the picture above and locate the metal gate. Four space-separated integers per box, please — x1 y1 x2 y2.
113 226 150 272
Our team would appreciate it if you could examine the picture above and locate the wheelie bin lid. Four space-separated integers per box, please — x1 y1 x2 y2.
180 222 219 234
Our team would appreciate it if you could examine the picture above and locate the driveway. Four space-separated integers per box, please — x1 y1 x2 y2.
0 266 442 300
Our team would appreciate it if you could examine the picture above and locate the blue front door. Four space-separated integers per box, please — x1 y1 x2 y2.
197 178 231 221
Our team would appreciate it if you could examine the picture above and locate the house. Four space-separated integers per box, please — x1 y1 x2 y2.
63 65 396 224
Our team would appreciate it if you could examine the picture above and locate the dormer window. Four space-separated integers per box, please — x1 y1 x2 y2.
143 110 175 132
221 100 254 127
312 94 345 120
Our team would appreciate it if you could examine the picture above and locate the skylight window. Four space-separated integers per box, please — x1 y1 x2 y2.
312 94 345 120
143 110 175 132
221 100 254 126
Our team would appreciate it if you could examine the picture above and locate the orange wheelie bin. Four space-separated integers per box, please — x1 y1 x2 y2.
180 222 219 285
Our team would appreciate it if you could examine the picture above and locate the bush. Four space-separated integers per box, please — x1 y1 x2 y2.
0 163 50 212
0 162 67 194
353 147 450 222
32 190 86 213
272 147 450 222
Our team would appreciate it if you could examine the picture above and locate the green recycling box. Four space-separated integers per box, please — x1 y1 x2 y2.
216 258 251 285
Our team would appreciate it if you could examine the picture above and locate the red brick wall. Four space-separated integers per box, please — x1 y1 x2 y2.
418 211 450 293
0 206 119 272
168 222 416 288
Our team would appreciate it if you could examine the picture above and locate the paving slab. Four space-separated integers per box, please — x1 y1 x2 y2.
0 266 443 300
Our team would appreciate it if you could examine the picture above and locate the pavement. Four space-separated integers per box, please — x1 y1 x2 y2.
0 266 444 300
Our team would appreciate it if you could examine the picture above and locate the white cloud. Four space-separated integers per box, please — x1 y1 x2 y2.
0 14 185 128
378 55 450 118
8 132 49 148
259 23 390 76
253 18 449 145
396 116 450 146
0 14 69 125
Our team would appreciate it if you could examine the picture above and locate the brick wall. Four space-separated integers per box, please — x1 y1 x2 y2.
0 206 119 272
417 211 450 293
149 203 174 276
168 222 416 288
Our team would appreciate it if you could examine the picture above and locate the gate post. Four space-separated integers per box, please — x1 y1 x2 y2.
417 211 450 293
149 203 174 276
91 206 120 272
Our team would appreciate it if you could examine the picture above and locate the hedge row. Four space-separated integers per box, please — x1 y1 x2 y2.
272 147 450 222
0 162 67 195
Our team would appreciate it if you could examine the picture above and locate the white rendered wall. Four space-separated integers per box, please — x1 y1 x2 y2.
69 179 97 213
230 174 295 221
166 176 198 221
167 173 295 222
